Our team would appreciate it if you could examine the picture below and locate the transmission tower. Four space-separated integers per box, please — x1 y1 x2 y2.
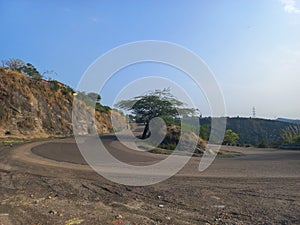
252 107 256 118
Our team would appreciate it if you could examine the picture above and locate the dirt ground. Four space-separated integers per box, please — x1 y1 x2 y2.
0 137 299 225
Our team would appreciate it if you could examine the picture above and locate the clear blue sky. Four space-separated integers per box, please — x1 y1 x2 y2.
1 0 300 119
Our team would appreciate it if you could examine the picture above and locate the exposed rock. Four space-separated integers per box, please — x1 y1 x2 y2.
115 214 123 219
0 68 126 140
159 125 206 151
48 210 58 215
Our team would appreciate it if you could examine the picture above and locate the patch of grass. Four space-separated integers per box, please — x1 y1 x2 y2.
65 218 84 225
147 147 174 155
215 150 243 158
0 139 29 146
149 147 203 157
0 136 72 146
138 141 242 158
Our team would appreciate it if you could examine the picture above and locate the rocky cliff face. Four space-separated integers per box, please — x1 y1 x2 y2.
0 68 125 139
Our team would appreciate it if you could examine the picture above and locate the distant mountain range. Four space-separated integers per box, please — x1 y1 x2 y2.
276 118 300 124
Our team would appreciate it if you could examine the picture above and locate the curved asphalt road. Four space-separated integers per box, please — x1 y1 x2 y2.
32 135 164 165
29 135 300 178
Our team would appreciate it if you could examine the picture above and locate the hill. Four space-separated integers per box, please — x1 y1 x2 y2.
199 117 300 147
276 118 300 124
0 68 125 140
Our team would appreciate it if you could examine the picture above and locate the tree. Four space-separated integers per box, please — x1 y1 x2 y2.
3 58 42 80
21 63 42 79
223 129 239 145
42 69 58 80
115 88 197 139
4 58 25 71
87 92 101 102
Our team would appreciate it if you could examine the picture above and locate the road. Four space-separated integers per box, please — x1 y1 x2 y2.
30 135 300 178
0 135 299 224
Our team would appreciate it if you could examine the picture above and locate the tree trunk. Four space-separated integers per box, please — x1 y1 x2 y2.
142 122 149 139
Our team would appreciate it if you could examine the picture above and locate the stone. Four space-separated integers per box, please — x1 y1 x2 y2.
49 210 57 215
115 214 122 219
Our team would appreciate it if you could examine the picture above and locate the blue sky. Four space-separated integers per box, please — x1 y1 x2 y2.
1 0 300 119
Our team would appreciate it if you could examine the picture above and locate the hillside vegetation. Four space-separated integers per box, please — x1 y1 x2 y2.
199 117 300 147
0 68 125 139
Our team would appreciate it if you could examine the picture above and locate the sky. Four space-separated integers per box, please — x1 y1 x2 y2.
0 0 300 119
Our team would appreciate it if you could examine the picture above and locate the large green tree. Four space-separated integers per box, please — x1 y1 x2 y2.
115 88 197 139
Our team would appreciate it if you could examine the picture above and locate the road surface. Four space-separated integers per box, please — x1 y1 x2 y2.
0 135 299 224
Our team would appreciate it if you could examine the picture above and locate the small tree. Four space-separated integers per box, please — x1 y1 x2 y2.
3 58 42 80
4 58 25 71
42 70 57 80
21 63 42 79
223 129 239 145
115 88 197 139
87 92 101 102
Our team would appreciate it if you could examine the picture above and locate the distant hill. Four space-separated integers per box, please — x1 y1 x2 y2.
0 68 125 139
276 118 300 124
199 117 300 147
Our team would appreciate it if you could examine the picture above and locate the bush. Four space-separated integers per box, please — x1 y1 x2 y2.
159 143 177 150
50 80 60 92
95 103 111 113
62 85 74 95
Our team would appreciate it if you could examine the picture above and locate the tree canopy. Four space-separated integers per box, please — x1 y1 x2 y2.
115 88 198 139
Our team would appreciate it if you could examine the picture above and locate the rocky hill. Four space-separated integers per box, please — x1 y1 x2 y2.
0 68 125 140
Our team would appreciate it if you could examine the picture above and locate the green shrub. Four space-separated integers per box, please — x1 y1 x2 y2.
50 80 60 92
